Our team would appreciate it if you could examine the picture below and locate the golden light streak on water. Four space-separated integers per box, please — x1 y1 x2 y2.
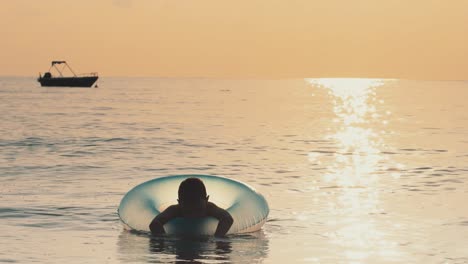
306 78 403 262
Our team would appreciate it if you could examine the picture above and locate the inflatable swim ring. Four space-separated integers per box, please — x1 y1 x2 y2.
118 174 269 235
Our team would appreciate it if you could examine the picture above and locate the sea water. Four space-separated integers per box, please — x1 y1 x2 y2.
0 77 467 263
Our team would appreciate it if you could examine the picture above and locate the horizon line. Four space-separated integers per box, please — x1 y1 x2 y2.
1 74 467 82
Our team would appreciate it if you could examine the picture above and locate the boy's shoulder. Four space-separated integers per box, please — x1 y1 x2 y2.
165 204 181 212
207 201 217 208
153 204 182 225
159 204 182 217
206 202 231 218
206 202 223 211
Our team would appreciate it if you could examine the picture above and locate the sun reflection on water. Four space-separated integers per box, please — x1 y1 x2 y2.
306 78 402 262
316 78 383 126
311 78 386 187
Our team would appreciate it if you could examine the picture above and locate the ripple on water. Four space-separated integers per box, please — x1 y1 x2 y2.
0 206 119 230
0 137 47 147
0 137 133 150
117 230 269 263
398 165 466 194
398 148 449 154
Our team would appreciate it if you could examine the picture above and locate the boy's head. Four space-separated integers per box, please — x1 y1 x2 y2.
177 178 209 216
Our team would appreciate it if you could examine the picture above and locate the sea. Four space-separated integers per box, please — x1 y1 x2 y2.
0 77 467 263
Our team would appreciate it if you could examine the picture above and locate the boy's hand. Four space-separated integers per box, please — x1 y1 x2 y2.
149 219 166 235
208 202 234 237
149 205 180 235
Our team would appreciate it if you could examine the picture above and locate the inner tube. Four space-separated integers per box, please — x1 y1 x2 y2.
118 174 269 235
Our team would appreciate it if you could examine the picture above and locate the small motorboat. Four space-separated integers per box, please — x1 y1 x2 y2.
37 61 98 87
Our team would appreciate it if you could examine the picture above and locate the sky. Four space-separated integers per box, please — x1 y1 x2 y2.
1 0 467 79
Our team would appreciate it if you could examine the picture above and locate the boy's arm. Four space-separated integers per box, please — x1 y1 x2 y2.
207 202 234 237
149 205 180 235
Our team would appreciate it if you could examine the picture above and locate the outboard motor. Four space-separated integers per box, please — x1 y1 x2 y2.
43 72 52 78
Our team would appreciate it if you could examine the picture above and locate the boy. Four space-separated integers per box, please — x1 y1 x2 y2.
149 177 234 237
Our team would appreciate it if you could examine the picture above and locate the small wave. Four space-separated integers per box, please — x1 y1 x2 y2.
21 165 66 170
0 137 47 147
443 220 468 227
60 151 95 157
275 170 294 174
400 148 420 152
414 167 432 170
0 206 119 230
320 185 367 189
175 167 213 171
82 137 130 143
0 207 63 219
285 175 301 178
142 168 169 172
308 150 335 154
144 127 161 131
0 258 16 263
103 137 130 142
287 188 304 193
433 149 448 152
91 107 114 111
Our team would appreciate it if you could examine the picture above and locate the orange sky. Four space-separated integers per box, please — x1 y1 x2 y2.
1 0 467 79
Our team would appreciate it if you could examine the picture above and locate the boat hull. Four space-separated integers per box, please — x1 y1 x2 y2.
38 76 98 87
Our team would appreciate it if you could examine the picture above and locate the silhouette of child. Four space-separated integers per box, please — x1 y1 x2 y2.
149 177 234 237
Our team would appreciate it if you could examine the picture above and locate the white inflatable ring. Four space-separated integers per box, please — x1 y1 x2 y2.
118 174 269 235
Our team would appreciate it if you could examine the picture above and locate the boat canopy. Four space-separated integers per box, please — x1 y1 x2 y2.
51 61 67 65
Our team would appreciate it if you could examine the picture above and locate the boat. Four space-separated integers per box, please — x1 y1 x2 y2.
37 61 98 87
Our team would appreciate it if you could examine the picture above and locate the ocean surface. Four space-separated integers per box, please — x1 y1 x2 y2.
0 77 467 263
